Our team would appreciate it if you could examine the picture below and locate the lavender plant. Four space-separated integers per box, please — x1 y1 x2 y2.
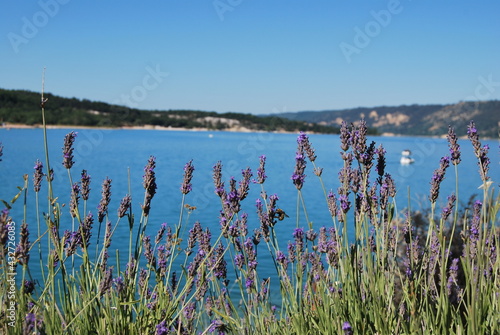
0 94 498 335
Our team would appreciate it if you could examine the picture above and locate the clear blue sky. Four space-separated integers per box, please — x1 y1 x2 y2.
1 1 499 115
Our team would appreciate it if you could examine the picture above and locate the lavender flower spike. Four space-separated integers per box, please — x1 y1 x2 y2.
98 178 112 223
69 183 80 218
15 222 30 265
213 161 225 198
298 131 317 162
429 156 450 204
80 169 91 201
292 151 307 191
62 131 77 169
339 121 350 152
33 160 44 192
117 194 131 218
255 155 267 184
447 126 461 165
180 159 195 195
142 156 157 217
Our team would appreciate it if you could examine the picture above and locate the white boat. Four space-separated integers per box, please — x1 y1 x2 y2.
400 150 415 165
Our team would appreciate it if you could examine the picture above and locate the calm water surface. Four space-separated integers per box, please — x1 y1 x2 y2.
1 128 498 288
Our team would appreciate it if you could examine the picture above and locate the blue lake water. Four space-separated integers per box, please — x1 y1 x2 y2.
1 127 498 289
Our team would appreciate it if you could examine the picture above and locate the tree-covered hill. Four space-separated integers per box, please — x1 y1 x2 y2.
0 89 340 134
275 101 500 138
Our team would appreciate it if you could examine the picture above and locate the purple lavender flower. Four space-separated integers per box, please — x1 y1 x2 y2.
62 131 77 169
276 250 289 270
156 320 169 335
317 227 328 253
98 178 112 223
143 235 156 266
339 194 350 214
306 229 317 242
225 177 240 216
15 222 30 265
339 121 350 152
138 268 148 294
375 144 386 183
80 212 94 249
238 167 253 201
213 161 226 198
255 155 267 184
183 301 197 329
477 144 490 183
69 182 80 218
428 230 440 273
237 212 248 237
234 253 245 269
180 159 195 194
23 312 42 334
208 319 228 334
350 168 361 193
447 258 460 298
157 245 168 277
429 156 450 203
441 193 456 221
142 156 157 217
33 160 44 192
99 267 113 296
104 221 112 248
64 230 81 256
293 228 305 254
447 126 461 165
298 131 317 162
467 121 490 182
327 191 338 218
199 228 212 256
212 242 227 281
287 242 296 263
117 194 131 219
351 119 368 161
245 277 254 290
342 321 353 335
155 222 167 244
80 169 91 201
113 276 125 295
292 151 307 190
23 280 35 295
186 221 202 256
243 237 257 269
467 200 482 260
326 237 339 268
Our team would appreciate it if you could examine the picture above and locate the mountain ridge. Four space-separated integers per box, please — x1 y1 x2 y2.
274 101 500 137
1 88 498 137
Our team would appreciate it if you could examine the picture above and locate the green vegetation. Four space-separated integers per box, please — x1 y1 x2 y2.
0 89 341 134
277 101 500 137
0 99 498 334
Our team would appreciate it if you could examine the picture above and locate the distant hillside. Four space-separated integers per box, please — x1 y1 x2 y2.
276 101 500 138
0 89 338 134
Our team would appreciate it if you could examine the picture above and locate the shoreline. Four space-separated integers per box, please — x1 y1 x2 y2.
2 123 497 139
0 122 294 134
